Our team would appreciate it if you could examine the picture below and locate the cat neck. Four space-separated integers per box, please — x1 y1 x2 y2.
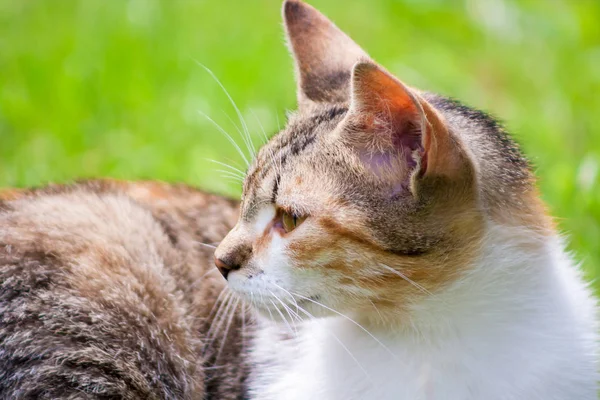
371 223 572 336
341 225 565 336
249 222 597 399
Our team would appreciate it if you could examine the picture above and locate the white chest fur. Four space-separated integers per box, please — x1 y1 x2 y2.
248 230 598 400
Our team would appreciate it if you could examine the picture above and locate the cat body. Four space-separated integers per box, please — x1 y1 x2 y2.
0 181 248 399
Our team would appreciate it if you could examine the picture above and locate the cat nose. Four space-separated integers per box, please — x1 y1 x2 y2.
214 256 240 280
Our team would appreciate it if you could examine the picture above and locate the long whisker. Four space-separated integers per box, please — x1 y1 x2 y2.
269 290 300 332
268 298 296 336
294 302 372 381
290 291 397 359
189 268 218 289
280 301 302 325
241 301 247 356
250 109 282 177
379 263 432 296
207 288 229 321
270 282 300 314
215 169 245 182
214 167 244 177
220 110 255 161
271 293 301 338
368 299 385 322
250 110 269 146
206 158 247 177
195 241 218 249
203 294 236 355
221 176 244 186
216 297 240 360
275 112 281 131
260 291 276 322
198 110 250 166
204 291 233 344
207 292 232 334
196 62 256 160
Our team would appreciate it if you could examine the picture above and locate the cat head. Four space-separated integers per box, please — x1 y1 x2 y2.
214 0 546 324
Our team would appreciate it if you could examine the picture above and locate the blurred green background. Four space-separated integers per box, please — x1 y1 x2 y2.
0 0 598 292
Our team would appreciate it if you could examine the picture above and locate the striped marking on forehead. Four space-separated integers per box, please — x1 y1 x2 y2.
241 105 348 219
246 106 348 189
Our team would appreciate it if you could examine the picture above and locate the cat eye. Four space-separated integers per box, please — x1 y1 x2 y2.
280 211 306 233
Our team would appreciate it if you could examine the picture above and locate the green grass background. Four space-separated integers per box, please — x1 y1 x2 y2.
0 1 599 292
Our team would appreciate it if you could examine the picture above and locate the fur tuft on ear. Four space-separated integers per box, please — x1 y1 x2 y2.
342 61 475 193
283 0 369 109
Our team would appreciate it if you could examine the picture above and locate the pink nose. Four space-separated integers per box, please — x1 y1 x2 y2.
214 256 238 280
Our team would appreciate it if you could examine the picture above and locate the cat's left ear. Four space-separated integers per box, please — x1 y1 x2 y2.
342 61 476 193
283 0 369 109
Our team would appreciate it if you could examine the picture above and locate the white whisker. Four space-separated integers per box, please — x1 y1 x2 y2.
273 294 301 338
250 109 270 146
294 301 372 381
250 109 282 177
291 291 397 359
196 62 256 160
269 298 296 336
206 158 246 177
198 110 250 166
189 267 218 289
195 241 217 249
379 263 432 296
216 297 240 360
241 301 247 356
207 289 229 320
220 109 256 161
368 299 385 322
269 289 300 335
205 296 235 354
215 169 245 182
221 176 244 185
260 291 276 322
204 291 234 352
271 282 301 314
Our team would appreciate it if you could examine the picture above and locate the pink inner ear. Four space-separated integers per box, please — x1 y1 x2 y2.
359 151 396 177
392 120 423 170
349 62 431 189
356 118 424 196
359 150 413 196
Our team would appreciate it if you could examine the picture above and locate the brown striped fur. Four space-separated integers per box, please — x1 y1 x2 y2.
0 180 250 399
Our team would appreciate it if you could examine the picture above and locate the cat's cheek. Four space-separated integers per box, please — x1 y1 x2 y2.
258 234 290 275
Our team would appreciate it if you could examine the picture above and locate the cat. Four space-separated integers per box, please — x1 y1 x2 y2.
215 0 599 399
0 1 597 400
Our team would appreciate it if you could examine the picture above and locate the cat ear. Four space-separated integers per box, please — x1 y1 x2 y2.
283 0 370 109
344 61 474 193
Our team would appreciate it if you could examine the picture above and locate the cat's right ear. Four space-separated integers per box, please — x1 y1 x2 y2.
283 0 370 110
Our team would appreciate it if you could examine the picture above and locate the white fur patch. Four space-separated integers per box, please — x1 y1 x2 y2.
253 206 276 234
248 223 599 399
